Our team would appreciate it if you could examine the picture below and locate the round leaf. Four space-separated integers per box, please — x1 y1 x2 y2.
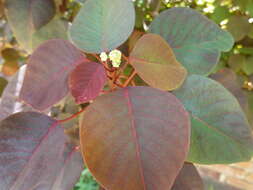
80 86 190 190
149 7 234 75
0 112 83 190
227 16 251 42
69 61 107 104
70 0 135 53
173 75 253 164
130 34 187 91
20 39 85 111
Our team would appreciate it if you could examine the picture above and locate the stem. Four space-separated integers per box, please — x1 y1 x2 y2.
92 54 114 72
123 70 137 87
57 108 86 123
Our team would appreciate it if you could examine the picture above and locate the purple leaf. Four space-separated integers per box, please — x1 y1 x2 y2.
20 39 85 111
69 61 107 104
172 163 204 190
0 112 83 190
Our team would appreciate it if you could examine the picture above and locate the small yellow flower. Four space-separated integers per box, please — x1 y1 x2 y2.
109 49 122 68
100 52 108 62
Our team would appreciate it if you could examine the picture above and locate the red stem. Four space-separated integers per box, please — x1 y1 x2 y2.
57 108 86 123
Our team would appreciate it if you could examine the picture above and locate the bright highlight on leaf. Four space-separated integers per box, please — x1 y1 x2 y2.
80 86 190 190
130 33 187 91
70 0 135 53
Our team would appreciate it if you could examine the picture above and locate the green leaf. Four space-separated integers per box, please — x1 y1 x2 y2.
227 16 251 42
70 0 135 53
0 77 7 97
243 56 253 75
149 7 234 75
228 54 245 72
211 6 230 24
173 75 253 164
5 0 56 51
80 86 190 190
129 33 187 91
32 16 68 50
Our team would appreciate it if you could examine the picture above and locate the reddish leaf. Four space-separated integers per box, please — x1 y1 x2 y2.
172 163 204 190
80 86 190 190
20 39 85 111
69 61 107 104
0 112 83 190
130 34 187 91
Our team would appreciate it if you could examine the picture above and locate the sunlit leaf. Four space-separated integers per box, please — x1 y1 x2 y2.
80 86 190 190
70 0 135 53
172 163 204 190
0 112 83 190
1 48 20 62
69 61 107 104
130 34 187 91
149 7 234 75
5 0 56 51
173 75 253 164
20 39 85 111
2 61 19 76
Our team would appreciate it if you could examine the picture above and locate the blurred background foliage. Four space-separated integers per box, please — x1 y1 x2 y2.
0 0 253 189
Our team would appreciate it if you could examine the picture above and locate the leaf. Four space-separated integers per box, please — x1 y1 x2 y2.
210 68 248 111
69 61 107 104
227 16 251 42
80 86 190 190
2 61 19 76
228 54 245 72
0 112 83 190
0 66 34 120
1 48 20 62
20 39 85 111
5 0 56 51
243 56 253 75
129 34 187 91
172 163 204 190
148 7 234 75
211 6 230 24
0 77 7 97
173 75 253 164
210 69 253 128
70 0 135 53
32 16 69 50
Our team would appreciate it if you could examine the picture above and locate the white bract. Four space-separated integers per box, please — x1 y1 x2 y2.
100 52 108 62
109 49 122 68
